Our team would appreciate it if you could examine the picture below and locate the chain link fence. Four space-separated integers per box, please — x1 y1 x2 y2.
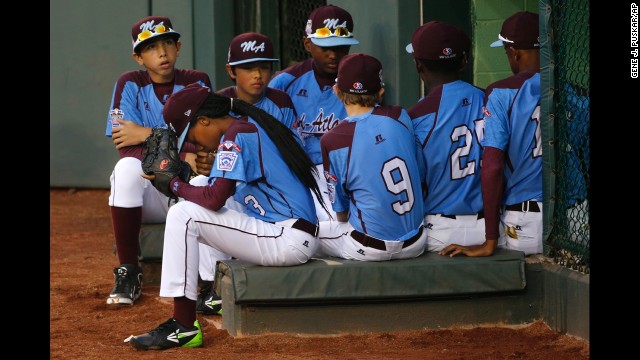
279 0 326 67
544 0 590 274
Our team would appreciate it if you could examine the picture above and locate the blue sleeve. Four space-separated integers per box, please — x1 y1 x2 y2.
482 89 511 150
268 73 294 91
327 148 350 213
105 80 144 137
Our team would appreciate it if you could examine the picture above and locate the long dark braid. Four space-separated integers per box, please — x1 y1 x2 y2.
193 93 330 217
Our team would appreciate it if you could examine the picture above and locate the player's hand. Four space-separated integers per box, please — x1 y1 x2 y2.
439 239 498 257
183 153 198 174
141 173 155 181
195 147 215 176
112 120 153 149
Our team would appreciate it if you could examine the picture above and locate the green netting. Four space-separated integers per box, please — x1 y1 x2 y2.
545 0 590 274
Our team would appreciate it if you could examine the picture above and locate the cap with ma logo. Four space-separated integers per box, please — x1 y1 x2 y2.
227 32 280 66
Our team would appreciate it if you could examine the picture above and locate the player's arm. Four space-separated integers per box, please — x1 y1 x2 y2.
111 120 153 149
320 133 350 219
169 176 236 211
108 77 149 147
439 146 503 257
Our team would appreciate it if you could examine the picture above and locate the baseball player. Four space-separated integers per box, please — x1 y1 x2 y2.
316 53 427 261
104 16 212 306
269 4 359 222
195 32 300 315
440 11 543 257
406 21 505 253
126 83 325 350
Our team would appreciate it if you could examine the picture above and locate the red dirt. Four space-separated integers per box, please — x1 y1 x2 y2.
50 189 589 359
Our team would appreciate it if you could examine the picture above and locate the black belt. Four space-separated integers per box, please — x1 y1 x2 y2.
291 218 319 237
441 211 484 220
350 226 423 251
505 201 540 212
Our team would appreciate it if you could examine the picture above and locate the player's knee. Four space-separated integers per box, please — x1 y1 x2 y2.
113 157 143 180
189 175 209 186
109 157 147 206
166 201 193 223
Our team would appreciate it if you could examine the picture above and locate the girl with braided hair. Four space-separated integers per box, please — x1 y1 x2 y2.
127 83 327 351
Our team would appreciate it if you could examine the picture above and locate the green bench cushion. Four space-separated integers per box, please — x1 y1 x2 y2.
138 223 165 261
214 248 526 304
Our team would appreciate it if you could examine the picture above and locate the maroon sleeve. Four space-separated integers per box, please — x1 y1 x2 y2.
118 145 144 160
179 142 198 161
170 176 237 211
481 146 505 241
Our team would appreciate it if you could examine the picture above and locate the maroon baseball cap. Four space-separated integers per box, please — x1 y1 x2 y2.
163 83 211 150
227 32 279 66
132 16 181 52
405 21 470 61
305 5 359 47
490 11 540 49
336 53 383 95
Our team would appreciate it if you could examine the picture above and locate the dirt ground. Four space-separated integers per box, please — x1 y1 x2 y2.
50 189 589 359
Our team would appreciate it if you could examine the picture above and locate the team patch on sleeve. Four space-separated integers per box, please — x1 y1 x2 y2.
217 151 238 171
483 106 492 118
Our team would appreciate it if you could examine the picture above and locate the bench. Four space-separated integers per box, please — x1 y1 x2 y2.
135 225 587 339
136 223 166 284
213 248 535 337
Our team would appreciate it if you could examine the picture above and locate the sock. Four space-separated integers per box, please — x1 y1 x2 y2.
174 296 197 328
110 206 142 266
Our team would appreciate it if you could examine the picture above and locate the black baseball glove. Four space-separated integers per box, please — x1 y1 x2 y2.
141 127 192 199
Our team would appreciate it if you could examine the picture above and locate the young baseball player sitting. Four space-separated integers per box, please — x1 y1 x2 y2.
194 32 301 316
315 53 427 261
405 21 505 253
104 16 212 307
440 12 543 257
126 83 325 350
269 4 360 222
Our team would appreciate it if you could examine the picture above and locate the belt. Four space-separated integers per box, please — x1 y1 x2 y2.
350 226 423 251
291 218 319 237
505 201 540 212
441 211 484 220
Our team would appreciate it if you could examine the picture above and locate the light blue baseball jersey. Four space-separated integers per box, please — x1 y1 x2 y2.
269 59 347 165
105 69 211 136
482 71 542 206
321 106 424 241
209 117 317 224
216 86 298 130
408 80 485 215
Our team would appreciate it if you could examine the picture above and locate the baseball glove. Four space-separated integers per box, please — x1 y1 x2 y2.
141 127 192 199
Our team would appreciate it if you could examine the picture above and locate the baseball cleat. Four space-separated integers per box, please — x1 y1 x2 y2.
106 264 142 306
129 318 202 350
196 281 223 316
